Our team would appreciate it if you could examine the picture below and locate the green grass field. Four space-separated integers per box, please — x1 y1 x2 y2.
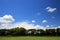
0 36 60 40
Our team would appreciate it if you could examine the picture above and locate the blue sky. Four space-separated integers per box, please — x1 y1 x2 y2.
0 0 60 28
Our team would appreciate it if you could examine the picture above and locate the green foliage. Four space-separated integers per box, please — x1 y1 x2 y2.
57 28 60 35
0 27 60 36
9 27 26 36
46 29 56 36
27 29 36 35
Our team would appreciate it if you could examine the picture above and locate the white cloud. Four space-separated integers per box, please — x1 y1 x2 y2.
0 15 15 23
0 15 59 30
35 25 45 30
0 21 46 30
57 26 60 28
0 21 59 30
45 25 58 29
42 20 47 23
46 25 50 28
14 22 46 30
46 27 57 29
46 7 57 12
13 22 35 30
32 20 35 23
0 23 12 29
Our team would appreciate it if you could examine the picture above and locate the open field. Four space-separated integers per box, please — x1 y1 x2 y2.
0 36 60 40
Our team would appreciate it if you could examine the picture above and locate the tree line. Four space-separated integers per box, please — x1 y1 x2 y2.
0 27 60 36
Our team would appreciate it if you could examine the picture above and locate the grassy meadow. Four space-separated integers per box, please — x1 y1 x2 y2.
0 36 60 40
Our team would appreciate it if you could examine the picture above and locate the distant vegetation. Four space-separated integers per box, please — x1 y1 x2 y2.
0 27 60 36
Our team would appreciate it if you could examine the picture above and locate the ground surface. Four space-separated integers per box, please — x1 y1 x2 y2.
0 36 60 40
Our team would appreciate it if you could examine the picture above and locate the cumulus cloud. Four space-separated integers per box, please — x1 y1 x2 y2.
0 21 59 30
57 26 60 28
12 22 35 30
32 20 36 23
0 23 12 29
11 22 46 30
0 15 15 23
46 25 50 28
0 21 46 30
0 15 59 30
42 20 47 23
46 7 57 12
35 25 45 30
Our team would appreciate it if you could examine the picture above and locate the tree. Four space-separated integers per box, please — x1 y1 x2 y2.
46 29 56 36
7 27 26 36
27 29 36 36
57 28 60 36
18 27 26 35
37 29 46 36
0 29 9 36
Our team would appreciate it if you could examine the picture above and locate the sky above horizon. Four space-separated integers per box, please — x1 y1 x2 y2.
0 0 60 29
